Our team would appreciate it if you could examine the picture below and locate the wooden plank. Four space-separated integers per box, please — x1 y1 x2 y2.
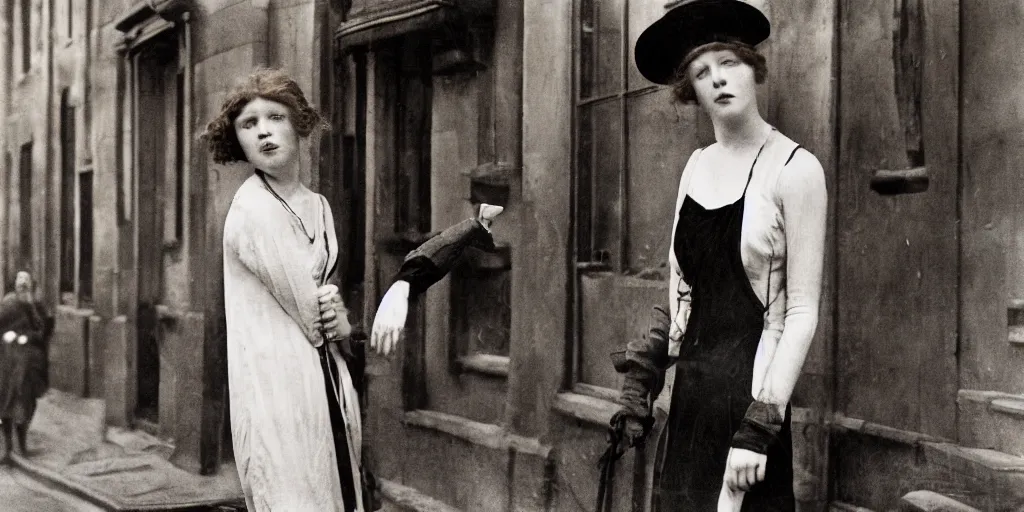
960 0 1024 393
916 0 960 446
837 0 958 439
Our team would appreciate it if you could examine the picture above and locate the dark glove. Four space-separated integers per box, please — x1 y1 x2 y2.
610 410 653 453
610 365 657 455
730 400 786 454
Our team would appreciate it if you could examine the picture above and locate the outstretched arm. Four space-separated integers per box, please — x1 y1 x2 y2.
370 204 503 355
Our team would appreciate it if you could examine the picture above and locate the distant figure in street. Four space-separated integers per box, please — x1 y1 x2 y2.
614 1 827 510
204 68 370 511
0 270 53 462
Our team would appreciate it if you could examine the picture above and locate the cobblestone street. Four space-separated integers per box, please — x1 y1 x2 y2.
0 464 105 512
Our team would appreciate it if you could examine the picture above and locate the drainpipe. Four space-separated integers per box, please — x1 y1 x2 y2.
0 0 10 296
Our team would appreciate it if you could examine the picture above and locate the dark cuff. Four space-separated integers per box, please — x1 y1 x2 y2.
730 401 785 454
394 256 441 297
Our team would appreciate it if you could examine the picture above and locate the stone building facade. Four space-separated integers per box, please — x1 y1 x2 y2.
3 1 1024 511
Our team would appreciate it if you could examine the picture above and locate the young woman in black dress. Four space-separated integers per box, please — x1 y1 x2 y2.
615 1 827 510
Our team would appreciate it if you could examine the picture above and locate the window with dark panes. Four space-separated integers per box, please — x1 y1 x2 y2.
60 89 76 302
572 0 704 392
3 152 11 285
21 0 30 72
78 170 93 303
66 0 73 39
18 142 32 271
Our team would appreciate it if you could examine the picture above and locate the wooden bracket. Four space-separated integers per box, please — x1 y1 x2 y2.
870 167 929 195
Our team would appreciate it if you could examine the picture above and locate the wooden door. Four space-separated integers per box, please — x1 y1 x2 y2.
367 36 434 412
133 35 186 426
836 0 959 439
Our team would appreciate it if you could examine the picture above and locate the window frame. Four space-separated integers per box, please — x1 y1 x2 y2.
569 0 672 390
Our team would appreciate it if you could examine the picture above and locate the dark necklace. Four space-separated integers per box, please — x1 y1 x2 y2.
256 170 315 244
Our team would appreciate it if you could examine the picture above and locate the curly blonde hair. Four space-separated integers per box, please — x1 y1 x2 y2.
202 68 328 164
671 41 767 105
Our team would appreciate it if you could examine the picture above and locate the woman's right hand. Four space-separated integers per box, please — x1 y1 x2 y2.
370 280 410 356
315 284 350 341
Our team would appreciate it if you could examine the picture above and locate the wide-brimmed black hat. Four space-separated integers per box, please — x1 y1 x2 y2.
634 0 771 85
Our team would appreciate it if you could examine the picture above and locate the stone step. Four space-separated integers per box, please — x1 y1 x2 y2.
378 479 461 512
832 415 1024 511
919 443 1024 511
958 390 1024 458
900 490 981 512
831 501 877 512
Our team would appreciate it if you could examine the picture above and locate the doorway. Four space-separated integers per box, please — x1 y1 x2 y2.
131 33 185 427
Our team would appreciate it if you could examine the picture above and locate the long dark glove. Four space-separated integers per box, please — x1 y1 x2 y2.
393 218 495 297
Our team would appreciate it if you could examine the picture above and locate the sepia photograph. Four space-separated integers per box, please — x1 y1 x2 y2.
0 0 1020 510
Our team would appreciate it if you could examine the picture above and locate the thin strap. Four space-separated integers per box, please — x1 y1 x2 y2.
256 169 315 244
763 244 774 312
741 131 774 197
784 145 802 166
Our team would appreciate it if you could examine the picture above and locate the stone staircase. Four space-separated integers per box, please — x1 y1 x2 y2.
832 390 1024 512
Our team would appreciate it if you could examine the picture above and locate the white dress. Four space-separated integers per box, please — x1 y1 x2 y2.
222 174 363 511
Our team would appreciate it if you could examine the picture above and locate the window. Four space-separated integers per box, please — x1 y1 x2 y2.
163 67 186 247
571 0 704 390
2 151 10 285
78 170 93 303
60 89 76 300
21 0 30 72
66 0 73 39
18 142 32 271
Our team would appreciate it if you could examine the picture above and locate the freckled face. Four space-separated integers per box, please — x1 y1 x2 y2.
687 49 758 117
233 97 299 173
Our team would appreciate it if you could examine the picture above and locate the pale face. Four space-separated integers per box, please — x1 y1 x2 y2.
233 97 300 174
687 49 759 118
14 271 31 293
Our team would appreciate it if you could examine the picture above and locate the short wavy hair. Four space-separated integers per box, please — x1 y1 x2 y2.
671 41 767 105
203 68 328 164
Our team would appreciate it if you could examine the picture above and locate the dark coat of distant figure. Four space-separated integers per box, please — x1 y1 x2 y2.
0 292 51 425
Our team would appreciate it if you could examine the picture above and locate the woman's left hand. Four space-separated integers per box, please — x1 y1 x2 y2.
724 447 766 492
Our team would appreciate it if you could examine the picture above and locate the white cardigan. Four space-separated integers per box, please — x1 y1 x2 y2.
656 130 816 413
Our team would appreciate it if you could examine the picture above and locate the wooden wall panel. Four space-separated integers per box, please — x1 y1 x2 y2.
960 0 1024 394
837 0 959 438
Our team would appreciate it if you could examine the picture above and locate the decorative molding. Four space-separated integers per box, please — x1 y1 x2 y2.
114 0 190 54
115 0 189 33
